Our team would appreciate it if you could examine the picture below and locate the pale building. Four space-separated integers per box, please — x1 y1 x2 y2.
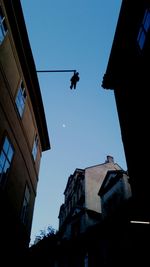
58 156 122 239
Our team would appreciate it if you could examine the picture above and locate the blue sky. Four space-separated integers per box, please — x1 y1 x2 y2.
21 0 125 244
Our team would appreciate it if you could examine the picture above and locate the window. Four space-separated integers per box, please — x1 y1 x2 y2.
15 81 27 117
32 134 38 161
0 6 7 44
84 253 88 267
137 9 150 50
21 184 30 224
71 221 80 238
0 136 14 186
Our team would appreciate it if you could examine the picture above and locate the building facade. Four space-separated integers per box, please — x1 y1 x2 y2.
58 156 121 239
98 170 149 267
0 0 50 261
58 157 131 267
98 169 131 219
102 0 150 222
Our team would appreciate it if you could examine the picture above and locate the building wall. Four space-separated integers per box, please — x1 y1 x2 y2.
101 173 131 218
0 24 39 231
85 162 121 213
0 1 50 256
0 19 42 172
59 157 122 240
102 0 150 221
60 170 85 227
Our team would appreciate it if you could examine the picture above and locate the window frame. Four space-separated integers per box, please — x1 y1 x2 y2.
32 134 39 161
0 5 8 44
20 184 30 225
137 8 150 50
15 81 27 118
0 135 14 187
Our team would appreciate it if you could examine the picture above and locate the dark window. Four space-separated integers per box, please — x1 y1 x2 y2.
15 81 27 117
71 221 80 238
0 6 7 44
137 9 150 50
21 184 30 224
0 136 14 186
32 134 38 161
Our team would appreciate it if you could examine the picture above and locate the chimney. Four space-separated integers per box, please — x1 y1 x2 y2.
106 155 114 163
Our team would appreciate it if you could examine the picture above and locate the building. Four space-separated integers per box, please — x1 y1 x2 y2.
102 0 150 221
58 156 122 240
58 157 129 267
0 0 50 262
97 170 150 266
96 170 132 267
97 168 150 267
98 169 131 220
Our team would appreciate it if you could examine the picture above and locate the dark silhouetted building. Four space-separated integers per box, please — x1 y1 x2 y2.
102 0 150 222
102 1 150 265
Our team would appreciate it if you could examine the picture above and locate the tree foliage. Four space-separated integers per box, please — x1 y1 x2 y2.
34 225 57 244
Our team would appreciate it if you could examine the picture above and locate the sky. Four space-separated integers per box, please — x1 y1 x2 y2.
21 0 126 245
